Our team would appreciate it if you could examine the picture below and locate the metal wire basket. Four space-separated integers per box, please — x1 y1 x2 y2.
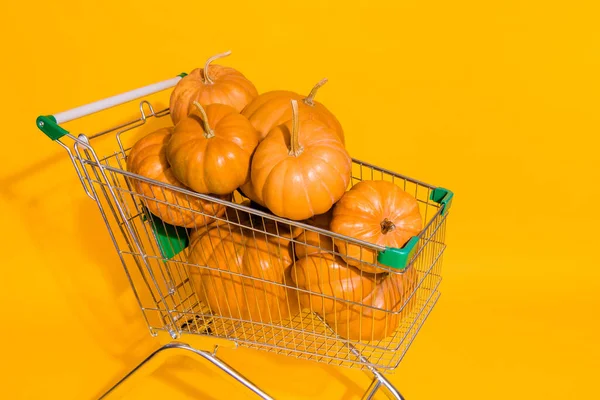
37 74 453 399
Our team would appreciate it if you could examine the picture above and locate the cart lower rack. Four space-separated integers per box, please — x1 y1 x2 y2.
37 74 452 399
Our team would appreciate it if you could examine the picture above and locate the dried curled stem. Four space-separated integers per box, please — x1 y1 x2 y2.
203 50 232 84
289 100 304 156
193 101 215 138
380 218 396 234
303 78 328 106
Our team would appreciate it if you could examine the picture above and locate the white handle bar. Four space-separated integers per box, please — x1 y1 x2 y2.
53 75 184 124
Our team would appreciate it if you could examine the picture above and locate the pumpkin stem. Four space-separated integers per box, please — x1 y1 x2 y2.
289 100 304 156
381 218 396 234
303 78 328 106
192 101 215 138
203 50 232 85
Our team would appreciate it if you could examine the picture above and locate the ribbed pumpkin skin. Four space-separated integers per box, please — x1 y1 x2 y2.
189 200 305 248
250 118 351 221
335 264 419 341
126 127 228 228
238 178 264 206
331 181 423 273
167 103 259 195
294 210 335 259
291 253 419 341
291 254 374 315
188 213 299 322
170 64 258 125
242 90 344 142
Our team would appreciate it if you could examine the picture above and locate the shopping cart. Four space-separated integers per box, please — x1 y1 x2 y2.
36 73 453 400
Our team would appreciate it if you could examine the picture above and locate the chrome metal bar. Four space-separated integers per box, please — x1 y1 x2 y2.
361 379 382 400
88 161 391 253
312 313 405 399
72 135 180 333
99 342 273 400
352 158 437 190
378 378 405 400
347 345 404 400
56 138 95 200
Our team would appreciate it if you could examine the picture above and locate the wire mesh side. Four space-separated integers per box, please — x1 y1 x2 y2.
74 141 449 371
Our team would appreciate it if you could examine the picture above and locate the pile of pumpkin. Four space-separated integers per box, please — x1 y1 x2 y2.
127 51 424 341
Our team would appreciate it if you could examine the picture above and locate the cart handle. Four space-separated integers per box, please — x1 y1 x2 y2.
36 73 187 140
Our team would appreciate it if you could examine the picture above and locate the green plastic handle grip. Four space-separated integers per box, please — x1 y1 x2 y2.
36 115 69 141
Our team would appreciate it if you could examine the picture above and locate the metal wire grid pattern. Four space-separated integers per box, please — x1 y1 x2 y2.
65 103 448 371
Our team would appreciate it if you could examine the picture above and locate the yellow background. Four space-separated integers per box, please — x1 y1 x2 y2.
1 0 599 399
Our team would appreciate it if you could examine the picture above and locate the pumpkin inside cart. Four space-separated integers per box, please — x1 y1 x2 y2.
245 99 351 218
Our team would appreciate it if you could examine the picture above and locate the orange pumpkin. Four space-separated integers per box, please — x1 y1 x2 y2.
238 178 264 206
261 218 304 250
291 254 374 314
249 100 351 220
126 127 228 228
167 102 259 195
169 51 258 125
241 78 344 142
190 199 304 249
336 265 419 341
294 210 335 259
330 181 423 273
291 253 418 341
188 199 252 243
188 221 299 322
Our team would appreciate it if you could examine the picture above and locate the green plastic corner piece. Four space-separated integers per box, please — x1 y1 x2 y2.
143 208 190 259
377 187 453 269
36 115 69 141
177 72 188 78
377 236 420 270
430 187 454 216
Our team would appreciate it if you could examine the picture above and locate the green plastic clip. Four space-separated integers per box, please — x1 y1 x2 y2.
430 187 454 216
142 208 190 259
377 187 454 270
377 236 420 270
36 115 69 141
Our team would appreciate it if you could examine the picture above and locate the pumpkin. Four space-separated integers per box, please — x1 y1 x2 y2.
169 51 258 125
126 127 228 228
243 199 306 246
335 264 419 341
188 199 252 243
248 100 352 220
190 199 304 249
261 218 305 250
294 210 335 259
238 178 264 206
291 253 419 341
167 102 259 195
241 78 344 142
330 180 423 273
188 219 299 322
291 253 374 315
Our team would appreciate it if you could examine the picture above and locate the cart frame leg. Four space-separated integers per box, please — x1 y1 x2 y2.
98 341 273 400
99 341 404 400
361 379 382 400
348 343 405 400
361 367 405 400
312 313 406 400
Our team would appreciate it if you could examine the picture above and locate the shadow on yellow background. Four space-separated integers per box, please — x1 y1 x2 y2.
1 0 599 399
